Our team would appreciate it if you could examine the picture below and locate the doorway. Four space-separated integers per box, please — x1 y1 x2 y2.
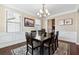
48 19 55 33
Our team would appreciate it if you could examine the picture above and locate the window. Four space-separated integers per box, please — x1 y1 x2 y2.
35 19 41 30
6 9 21 32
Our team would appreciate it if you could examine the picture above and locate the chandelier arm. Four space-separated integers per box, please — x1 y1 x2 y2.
37 4 50 17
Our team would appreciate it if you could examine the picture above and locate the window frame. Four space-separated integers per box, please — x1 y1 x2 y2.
6 9 22 32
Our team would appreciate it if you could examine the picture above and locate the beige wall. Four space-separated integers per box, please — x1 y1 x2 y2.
0 5 36 32
55 12 77 32
77 11 79 44
47 19 52 33
0 5 6 32
0 5 36 47
48 12 77 43
41 18 46 29
8 7 36 32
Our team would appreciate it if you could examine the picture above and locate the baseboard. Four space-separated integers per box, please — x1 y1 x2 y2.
59 40 79 46
0 39 26 49
59 40 75 44
76 43 79 45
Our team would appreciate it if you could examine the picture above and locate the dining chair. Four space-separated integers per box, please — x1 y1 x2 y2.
54 31 59 50
50 31 59 53
31 30 36 38
43 32 55 55
38 30 42 36
31 30 43 36
25 32 40 55
41 29 47 37
31 30 41 44
41 29 45 34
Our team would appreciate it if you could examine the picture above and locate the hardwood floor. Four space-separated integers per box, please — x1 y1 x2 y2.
59 40 79 55
0 42 26 55
0 40 79 55
70 43 79 55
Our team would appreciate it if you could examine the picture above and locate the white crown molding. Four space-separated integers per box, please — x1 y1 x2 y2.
2 5 36 18
47 9 78 19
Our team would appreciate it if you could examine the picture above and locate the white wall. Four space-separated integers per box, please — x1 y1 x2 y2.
59 31 77 43
0 32 25 48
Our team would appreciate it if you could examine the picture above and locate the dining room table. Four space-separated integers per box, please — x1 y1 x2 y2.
33 33 51 55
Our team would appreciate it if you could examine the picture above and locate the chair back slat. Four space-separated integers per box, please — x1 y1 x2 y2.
55 31 59 40
31 31 36 38
25 32 33 45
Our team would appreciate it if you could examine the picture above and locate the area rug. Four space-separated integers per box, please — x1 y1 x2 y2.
11 41 70 55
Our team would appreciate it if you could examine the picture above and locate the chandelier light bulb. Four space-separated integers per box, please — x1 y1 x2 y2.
48 13 50 15
37 12 40 15
45 9 48 13
39 9 43 14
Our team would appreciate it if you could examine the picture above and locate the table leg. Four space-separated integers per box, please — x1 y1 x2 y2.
40 42 44 55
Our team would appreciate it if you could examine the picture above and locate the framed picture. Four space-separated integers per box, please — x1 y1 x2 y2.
24 17 34 27
59 20 64 26
65 18 72 25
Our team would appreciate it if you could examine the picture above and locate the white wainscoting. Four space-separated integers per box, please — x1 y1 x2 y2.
0 32 26 48
0 31 77 48
58 31 77 43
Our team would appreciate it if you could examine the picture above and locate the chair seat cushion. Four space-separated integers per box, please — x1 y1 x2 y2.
28 41 40 49
44 43 52 47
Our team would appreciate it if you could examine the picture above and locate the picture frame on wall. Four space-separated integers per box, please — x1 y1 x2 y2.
64 18 72 25
24 17 34 27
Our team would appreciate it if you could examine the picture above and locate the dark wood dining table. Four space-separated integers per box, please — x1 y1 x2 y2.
33 34 50 55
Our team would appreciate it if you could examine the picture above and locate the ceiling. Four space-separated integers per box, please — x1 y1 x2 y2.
3 4 78 18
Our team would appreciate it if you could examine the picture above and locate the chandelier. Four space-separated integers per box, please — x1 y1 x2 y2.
37 4 50 17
